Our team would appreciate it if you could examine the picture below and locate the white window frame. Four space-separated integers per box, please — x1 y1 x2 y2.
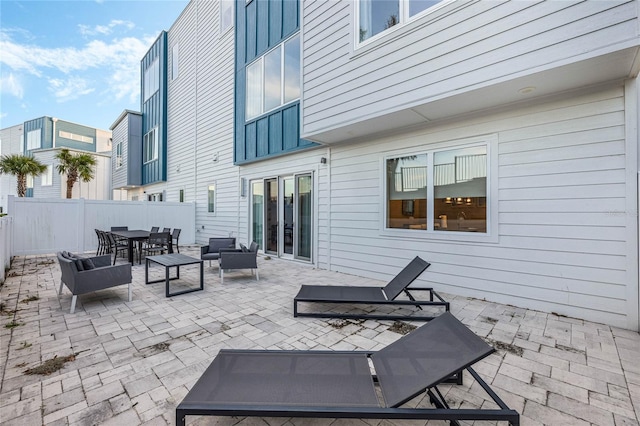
172 43 179 80
220 0 234 34
58 130 93 144
41 165 53 186
26 129 41 150
207 183 216 213
115 140 123 169
245 33 300 121
143 128 158 163
380 134 498 243
356 0 450 47
144 58 160 101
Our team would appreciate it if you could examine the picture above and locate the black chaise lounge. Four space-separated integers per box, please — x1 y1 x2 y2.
176 312 520 426
293 256 448 321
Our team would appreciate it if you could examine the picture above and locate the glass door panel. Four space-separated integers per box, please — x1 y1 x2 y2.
282 177 294 257
265 178 278 254
296 174 312 260
251 181 264 251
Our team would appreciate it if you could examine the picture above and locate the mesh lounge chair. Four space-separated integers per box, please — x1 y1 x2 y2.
176 312 520 426
294 256 448 321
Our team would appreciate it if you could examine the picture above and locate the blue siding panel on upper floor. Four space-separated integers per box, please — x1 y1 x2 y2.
269 0 282 46
269 112 283 153
23 117 50 152
257 118 269 157
282 104 299 151
282 0 298 38
245 1 257 63
257 0 269 55
245 122 256 160
56 120 97 152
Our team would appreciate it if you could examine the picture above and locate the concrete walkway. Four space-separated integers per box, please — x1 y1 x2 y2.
0 248 638 425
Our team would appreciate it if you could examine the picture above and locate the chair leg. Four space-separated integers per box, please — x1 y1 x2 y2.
128 283 132 302
70 295 77 314
59 281 64 295
256 269 259 281
220 270 224 284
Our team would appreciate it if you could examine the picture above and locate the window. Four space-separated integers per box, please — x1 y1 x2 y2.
59 131 93 143
220 0 233 33
179 189 184 202
386 144 487 233
245 34 300 121
41 165 53 186
26 130 41 150
208 184 216 213
358 0 444 43
115 140 123 169
143 128 158 163
144 58 160 101
172 44 179 80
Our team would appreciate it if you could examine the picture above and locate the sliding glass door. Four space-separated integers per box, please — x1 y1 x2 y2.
251 173 312 261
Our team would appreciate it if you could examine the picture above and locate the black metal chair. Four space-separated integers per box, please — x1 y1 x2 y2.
95 229 109 256
150 226 159 233
176 312 520 426
200 237 236 267
171 228 181 253
106 232 130 265
142 232 171 258
162 227 171 233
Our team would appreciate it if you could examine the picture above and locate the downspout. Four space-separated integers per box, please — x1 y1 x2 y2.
326 146 332 271
51 117 58 147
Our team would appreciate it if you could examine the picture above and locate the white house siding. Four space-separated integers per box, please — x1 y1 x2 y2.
164 0 237 244
301 0 637 138
0 124 22 213
325 84 638 330
111 117 129 190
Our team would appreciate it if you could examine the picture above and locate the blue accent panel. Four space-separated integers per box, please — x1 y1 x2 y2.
282 0 298 38
140 32 168 185
26 188 33 198
283 104 299 151
269 112 283 153
256 0 269 55
234 0 317 165
23 117 48 153
245 0 257 62
55 120 97 152
245 122 256 160
269 0 282 45
257 117 269 157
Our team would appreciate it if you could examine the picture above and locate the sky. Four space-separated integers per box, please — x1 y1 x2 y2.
0 0 189 131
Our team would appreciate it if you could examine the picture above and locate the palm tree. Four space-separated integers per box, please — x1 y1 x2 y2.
0 154 47 197
55 148 97 199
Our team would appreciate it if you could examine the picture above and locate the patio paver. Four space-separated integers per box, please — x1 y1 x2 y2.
0 248 639 425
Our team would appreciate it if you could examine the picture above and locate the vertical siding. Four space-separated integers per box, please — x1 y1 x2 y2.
326 85 633 328
55 120 97 152
235 0 316 165
301 1 638 138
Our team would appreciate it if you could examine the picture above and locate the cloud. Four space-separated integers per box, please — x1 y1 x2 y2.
48 76 95 102
0 29 156 104
0 73 24 99
78 20 135 37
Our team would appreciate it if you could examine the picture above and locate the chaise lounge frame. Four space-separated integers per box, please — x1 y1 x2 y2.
294 256 449 321
176 312 520 426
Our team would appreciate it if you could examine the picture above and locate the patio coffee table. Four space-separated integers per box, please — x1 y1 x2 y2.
145 253 204 297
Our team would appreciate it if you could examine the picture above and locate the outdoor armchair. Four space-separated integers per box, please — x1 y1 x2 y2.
200 237 236 267
56 252 132 314
219 241 259 284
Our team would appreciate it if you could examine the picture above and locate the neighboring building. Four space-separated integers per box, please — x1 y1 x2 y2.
118 0 640 331
0 117 113 212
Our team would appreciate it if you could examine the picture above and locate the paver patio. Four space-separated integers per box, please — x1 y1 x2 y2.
0 247 638 425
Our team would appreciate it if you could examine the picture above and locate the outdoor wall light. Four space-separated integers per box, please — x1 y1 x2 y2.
320 157 327 164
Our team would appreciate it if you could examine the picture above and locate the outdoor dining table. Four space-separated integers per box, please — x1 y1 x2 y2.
110 229 150 264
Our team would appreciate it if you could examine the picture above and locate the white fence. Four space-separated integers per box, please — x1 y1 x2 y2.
0 215 13 284
6 196 196 256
